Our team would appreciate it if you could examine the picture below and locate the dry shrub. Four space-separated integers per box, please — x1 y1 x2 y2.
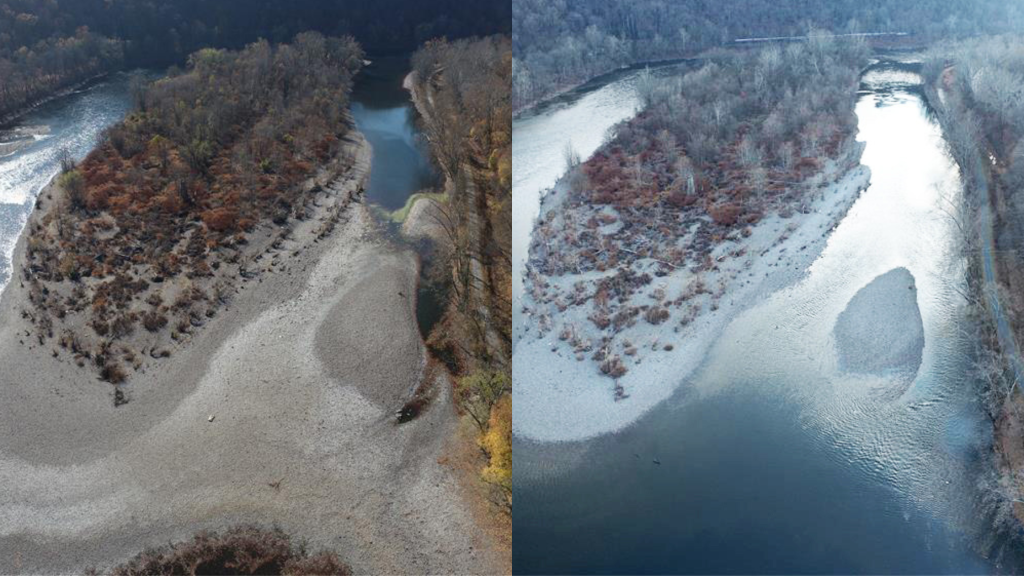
644 306 670 325
201 206 240 232
96 525 351 576
142 311 169 332
708 202 742 226
600 355 628 378
100 362 126 384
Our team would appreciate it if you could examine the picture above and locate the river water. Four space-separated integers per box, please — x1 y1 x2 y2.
514 62 1020 572
351 56 446 336
351 57 440 212
0 75 135 293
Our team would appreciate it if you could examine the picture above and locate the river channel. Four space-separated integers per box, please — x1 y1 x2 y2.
513 60 1020 573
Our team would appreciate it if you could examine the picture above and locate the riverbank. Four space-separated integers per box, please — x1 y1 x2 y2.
0 129 502 573
514 57 692 119
515 144 870 442
404 65 513 553
0 73 111 132
921 59 1024 533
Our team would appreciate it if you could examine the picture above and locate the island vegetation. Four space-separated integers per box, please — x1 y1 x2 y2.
21 32 363 384
90 526 350 576
526 33 869 394
410 35 513 513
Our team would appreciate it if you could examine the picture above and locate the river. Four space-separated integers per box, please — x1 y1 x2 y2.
350 56 447 337
0 74 136 293
513 61 1020 572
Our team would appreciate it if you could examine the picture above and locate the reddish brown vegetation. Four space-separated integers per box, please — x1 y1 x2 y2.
91 525 351 576
22 34 364 388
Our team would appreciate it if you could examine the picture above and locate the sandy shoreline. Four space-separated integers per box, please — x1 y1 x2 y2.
0 130 501 573
514 152 871 443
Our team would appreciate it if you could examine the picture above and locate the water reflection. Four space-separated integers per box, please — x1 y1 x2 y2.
351 57 439 211
514 61 1015 574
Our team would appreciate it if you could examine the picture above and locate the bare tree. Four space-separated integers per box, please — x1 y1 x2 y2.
57 145 75 174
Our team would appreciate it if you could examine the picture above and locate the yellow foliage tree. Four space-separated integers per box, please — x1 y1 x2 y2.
479 395 511 507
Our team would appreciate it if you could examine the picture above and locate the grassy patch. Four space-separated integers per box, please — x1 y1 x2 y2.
385 191 447 224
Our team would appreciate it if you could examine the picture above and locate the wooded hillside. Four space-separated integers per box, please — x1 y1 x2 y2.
512 0 1024 109
0 0 509 120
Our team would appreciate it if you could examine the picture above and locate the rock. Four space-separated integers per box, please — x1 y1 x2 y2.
832 267 924 378
208 415 215 422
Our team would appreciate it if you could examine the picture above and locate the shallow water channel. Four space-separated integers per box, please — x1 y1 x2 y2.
513 61 1020 573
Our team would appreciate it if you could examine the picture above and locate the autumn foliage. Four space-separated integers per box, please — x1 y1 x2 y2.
23 34 364 386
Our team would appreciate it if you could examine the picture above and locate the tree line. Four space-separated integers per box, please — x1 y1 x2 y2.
0 0 509 120
921 33 1024 542
411 35 512 512
512 0 1024 110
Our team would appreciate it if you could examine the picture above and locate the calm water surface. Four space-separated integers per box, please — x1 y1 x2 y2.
514 62 1019 573
351 57 446 336
351 57 439 211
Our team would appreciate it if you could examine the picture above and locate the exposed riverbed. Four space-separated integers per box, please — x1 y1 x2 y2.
0 59 498 574
514 60 1020 572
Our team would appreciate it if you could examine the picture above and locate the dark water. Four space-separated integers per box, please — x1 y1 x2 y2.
351 57 440 211
514 61 1021 574
517 392 990 574
351 57 447 337
0 75 136 293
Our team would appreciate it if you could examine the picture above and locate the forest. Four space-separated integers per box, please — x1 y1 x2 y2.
411 35 512 512
0 0 509 120
21 32 363 384
922 35 1024 531
512 0 1024 110
535 34 868 278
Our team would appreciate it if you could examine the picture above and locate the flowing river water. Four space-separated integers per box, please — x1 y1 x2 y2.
514 61 1021 572
0 74 136 293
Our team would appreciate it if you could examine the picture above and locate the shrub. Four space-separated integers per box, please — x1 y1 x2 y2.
93 525 351 576
202 207 240 232
708 202 742 226
644 306 670 325
142 311 168 332
59 170 86 209
100 362 126 384
600 355 628 378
